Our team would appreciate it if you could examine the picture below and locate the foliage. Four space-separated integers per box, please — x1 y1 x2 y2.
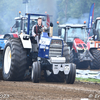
57 0 100 23
76 77 100 83
0 0 25 34
0 0 100 34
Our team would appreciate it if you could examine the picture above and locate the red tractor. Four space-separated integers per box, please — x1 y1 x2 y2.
58 24 93 69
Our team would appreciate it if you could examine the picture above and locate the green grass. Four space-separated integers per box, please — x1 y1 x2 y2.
76 77 100 83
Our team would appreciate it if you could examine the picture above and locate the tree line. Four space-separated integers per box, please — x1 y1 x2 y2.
0 0 100 35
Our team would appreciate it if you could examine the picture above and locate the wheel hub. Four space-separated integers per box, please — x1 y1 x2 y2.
4 46 11 74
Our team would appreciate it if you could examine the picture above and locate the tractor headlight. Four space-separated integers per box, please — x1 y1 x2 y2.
64 66 70 71
23 36 29 40
46 46 49 49
76 44 88 51
63 64 70 75
76 47 88 53
76 47 83 50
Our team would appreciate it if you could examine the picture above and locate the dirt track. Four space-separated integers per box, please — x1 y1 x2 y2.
0 80 100 100
0 69 100 100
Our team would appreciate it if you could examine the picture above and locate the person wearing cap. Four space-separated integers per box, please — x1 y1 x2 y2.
32 17 43 45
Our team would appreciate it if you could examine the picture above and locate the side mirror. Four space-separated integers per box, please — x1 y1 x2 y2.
93 28 97 35
42 17 46 21
58 28 61 36
16 21 19 27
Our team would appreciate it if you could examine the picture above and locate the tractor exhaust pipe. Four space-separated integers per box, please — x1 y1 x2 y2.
49 22 53 37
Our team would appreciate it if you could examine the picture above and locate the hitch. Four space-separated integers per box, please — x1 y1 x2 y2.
79 50 94 62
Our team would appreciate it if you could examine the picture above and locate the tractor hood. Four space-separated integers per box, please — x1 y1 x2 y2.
73 38 88 53
73 38 94 62
39 32 52 46
39 32 63 46
38 32 63 58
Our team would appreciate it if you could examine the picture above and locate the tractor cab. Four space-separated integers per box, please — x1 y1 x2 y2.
11 12 47 36
58 24 88 49
92 17 100 41
13 16 28 34
58 24 93 69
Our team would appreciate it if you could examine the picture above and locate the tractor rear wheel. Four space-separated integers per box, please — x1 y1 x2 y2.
0 69 2 79
0 50 3 79
3 38 27 81
90 49 100 69
63 42 70 63
66 63 76 84
31 61 41 83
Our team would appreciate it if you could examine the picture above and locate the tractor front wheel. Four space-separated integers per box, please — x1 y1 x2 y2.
31 61 41 83
66 63 76 84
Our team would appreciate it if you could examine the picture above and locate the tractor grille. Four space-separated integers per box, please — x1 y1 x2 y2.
49 40 62 57
78 49 84 53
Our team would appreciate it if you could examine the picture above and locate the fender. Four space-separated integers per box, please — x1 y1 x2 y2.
87 36 94 50
4 33 18 39
19 33 32 49
87 41 90 50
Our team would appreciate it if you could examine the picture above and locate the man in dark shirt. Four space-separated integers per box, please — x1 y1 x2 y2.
32 17 43 44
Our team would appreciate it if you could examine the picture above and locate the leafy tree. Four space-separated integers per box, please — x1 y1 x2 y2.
57 0 100 23
0 0 100 35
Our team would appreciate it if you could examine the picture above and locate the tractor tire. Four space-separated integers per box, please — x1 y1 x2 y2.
90 49 100 69
3 38 27 81
66 63 76 84
63 42 70 63
70 50 88 69
31 61 41 83
77 62 89 69
0 69 3 79
0 51 3 79
45 70 65 82
70 50 74 63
